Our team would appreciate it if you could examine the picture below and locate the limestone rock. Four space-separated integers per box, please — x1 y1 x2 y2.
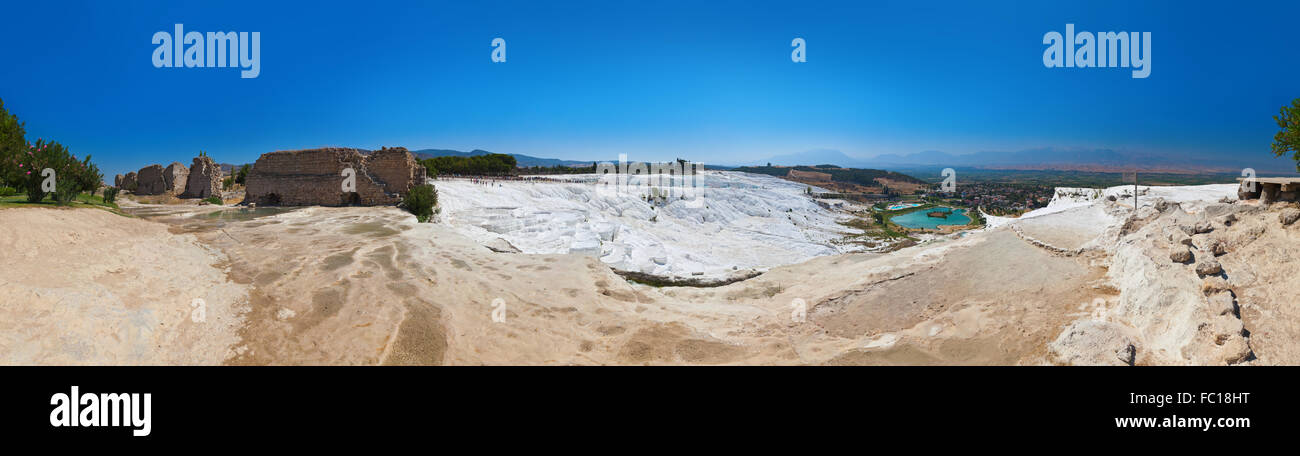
1208 238 1228 256
1169 247 1192 264
1206 315 1251 364
1049 320 1139 366
1192 221 1214 234
1195 259 1223 276
1207 291 1235 317
1280 208 1300 226
113 174 123 188
484 237 521 253
181 155 223 199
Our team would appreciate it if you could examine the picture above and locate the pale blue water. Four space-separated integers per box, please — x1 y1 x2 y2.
890 207 970 229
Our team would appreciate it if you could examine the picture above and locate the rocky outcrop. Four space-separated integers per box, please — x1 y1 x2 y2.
244 147 427 206
181 155 222 199
1049 320 1139 366
1169 247 1192 263
1281 208 1300 226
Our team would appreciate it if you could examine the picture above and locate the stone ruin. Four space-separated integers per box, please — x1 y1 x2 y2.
120 172 137 192
1238 177 1300 204
244 147 427 206
134 162 189 195
181 155 223 199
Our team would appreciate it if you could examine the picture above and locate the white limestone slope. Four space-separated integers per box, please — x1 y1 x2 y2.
435 171 859 279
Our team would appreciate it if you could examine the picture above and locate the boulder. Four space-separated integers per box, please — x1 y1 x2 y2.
1048 320 1139 366
1195 259 1223 276
1280 208 1300 226
181 155 223 199
113 174 123 188
1169 248 1193 264
1208 239 1228 256
1207 291 1235 317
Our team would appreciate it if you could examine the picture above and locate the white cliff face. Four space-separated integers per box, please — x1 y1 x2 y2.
435 171 859 279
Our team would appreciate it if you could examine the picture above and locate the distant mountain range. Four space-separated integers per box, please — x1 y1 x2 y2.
755 148 1298 175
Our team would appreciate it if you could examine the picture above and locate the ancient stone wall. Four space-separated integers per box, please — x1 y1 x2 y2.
364 147 427 194
135 164 167 195
163 162 189 195
244 147 427 206
181 155 223 199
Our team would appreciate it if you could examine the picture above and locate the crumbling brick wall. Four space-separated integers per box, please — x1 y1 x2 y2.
244 147 427 206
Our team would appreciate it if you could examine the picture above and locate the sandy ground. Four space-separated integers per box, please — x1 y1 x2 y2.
2 182 1294 366
0 207 247 364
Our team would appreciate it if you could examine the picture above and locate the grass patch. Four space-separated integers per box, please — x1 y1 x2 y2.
0 192 127 216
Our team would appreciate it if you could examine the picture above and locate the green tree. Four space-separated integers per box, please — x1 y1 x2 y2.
235 164 250 184
1273 98 1300 171
401 184 438 222
0 98 28 188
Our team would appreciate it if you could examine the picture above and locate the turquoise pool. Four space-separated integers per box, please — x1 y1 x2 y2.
890 207 971 229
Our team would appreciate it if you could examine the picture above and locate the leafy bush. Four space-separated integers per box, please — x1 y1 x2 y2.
203 195 223 205
103 187 119 204
0 99 103 204
401 184 437 222
1274 98 1300 171
0 186 16 196
235 164 250 184
0 98 27 188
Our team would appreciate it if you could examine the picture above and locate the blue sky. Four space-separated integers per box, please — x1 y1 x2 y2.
0 0 1297 177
